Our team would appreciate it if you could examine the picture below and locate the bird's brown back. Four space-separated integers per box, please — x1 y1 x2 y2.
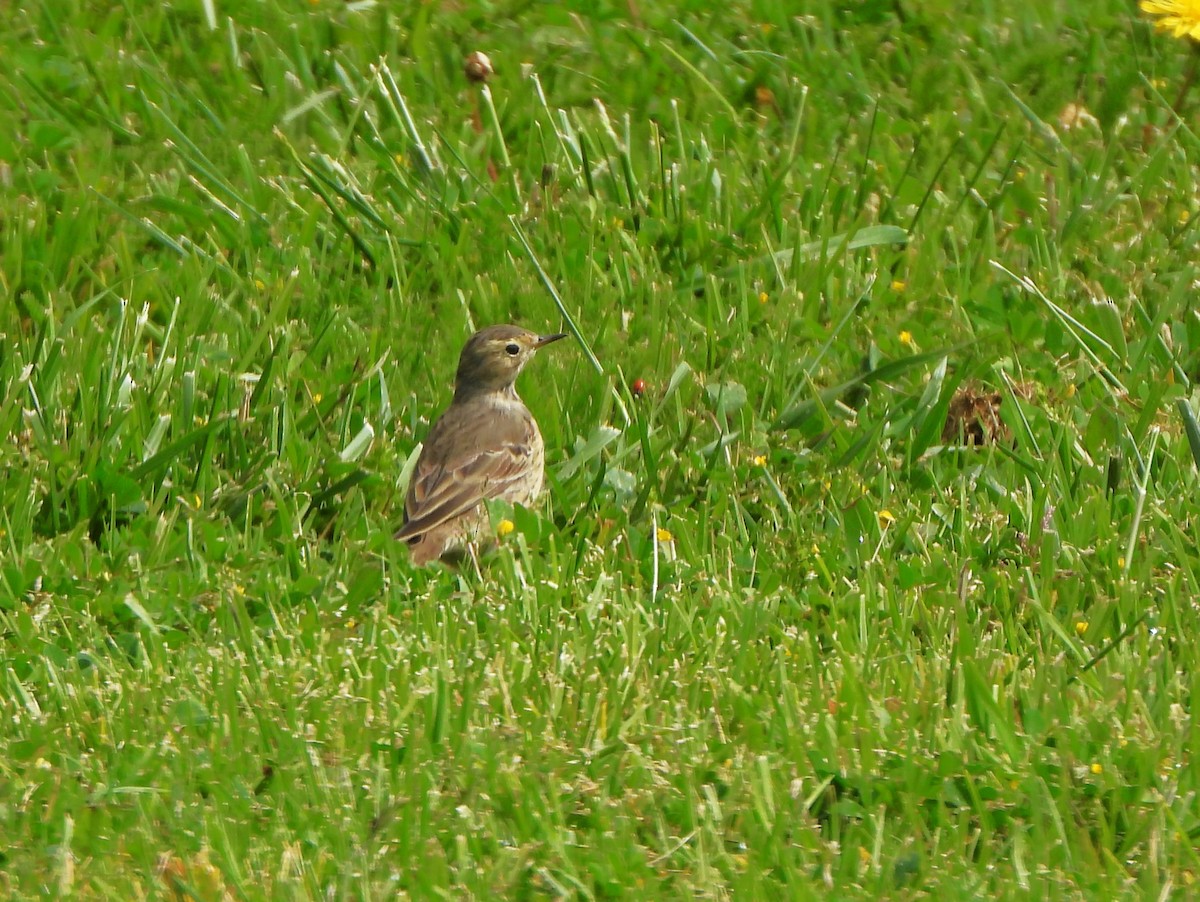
396 394 543 562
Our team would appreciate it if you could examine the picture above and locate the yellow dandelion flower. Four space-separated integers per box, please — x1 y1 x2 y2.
1141 1 1200 40
1075 621 1088 635
656 527 674 543
1090 762 1103 775
496 518 515 538
891 280 906 292
753 454 767 467
899 330 914 346
878 509 896 528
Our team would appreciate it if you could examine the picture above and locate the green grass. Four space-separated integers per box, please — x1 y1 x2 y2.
3 0 1200 896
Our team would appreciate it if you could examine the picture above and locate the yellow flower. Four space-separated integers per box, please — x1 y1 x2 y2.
891 280 906 292
254 279 266 291
1075 621 1088 635
758 291 769 304
496 518 515 538
1180 209 1192 224
1141 1 1200 40
899 330 913 347
753 454 767 467
877 509 896 528
656 527 674 543
1090 762 1103 775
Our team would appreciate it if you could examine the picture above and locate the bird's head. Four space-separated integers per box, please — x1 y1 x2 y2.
454 324 567 397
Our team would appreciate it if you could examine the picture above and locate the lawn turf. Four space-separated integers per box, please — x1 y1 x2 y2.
3 1 1200 897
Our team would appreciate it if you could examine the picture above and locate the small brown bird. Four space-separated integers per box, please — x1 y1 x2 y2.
395 324 568 565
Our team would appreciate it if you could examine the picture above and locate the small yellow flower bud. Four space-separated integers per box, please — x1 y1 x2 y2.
496 519 515 538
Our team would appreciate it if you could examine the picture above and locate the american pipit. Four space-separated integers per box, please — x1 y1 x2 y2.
395 324 567 565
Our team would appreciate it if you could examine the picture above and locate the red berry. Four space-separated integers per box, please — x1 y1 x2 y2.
631 378 646 398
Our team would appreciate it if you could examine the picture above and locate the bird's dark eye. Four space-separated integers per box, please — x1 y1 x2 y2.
505 343 521 356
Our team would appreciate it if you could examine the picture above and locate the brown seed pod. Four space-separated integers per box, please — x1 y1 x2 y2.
464 51 494 84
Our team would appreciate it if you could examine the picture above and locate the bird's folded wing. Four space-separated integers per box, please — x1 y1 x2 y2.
396 441 534 541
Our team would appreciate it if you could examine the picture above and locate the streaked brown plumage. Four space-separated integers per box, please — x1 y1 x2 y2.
395 324 567 565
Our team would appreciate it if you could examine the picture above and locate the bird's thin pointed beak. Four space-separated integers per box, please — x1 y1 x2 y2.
536 332 569 348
